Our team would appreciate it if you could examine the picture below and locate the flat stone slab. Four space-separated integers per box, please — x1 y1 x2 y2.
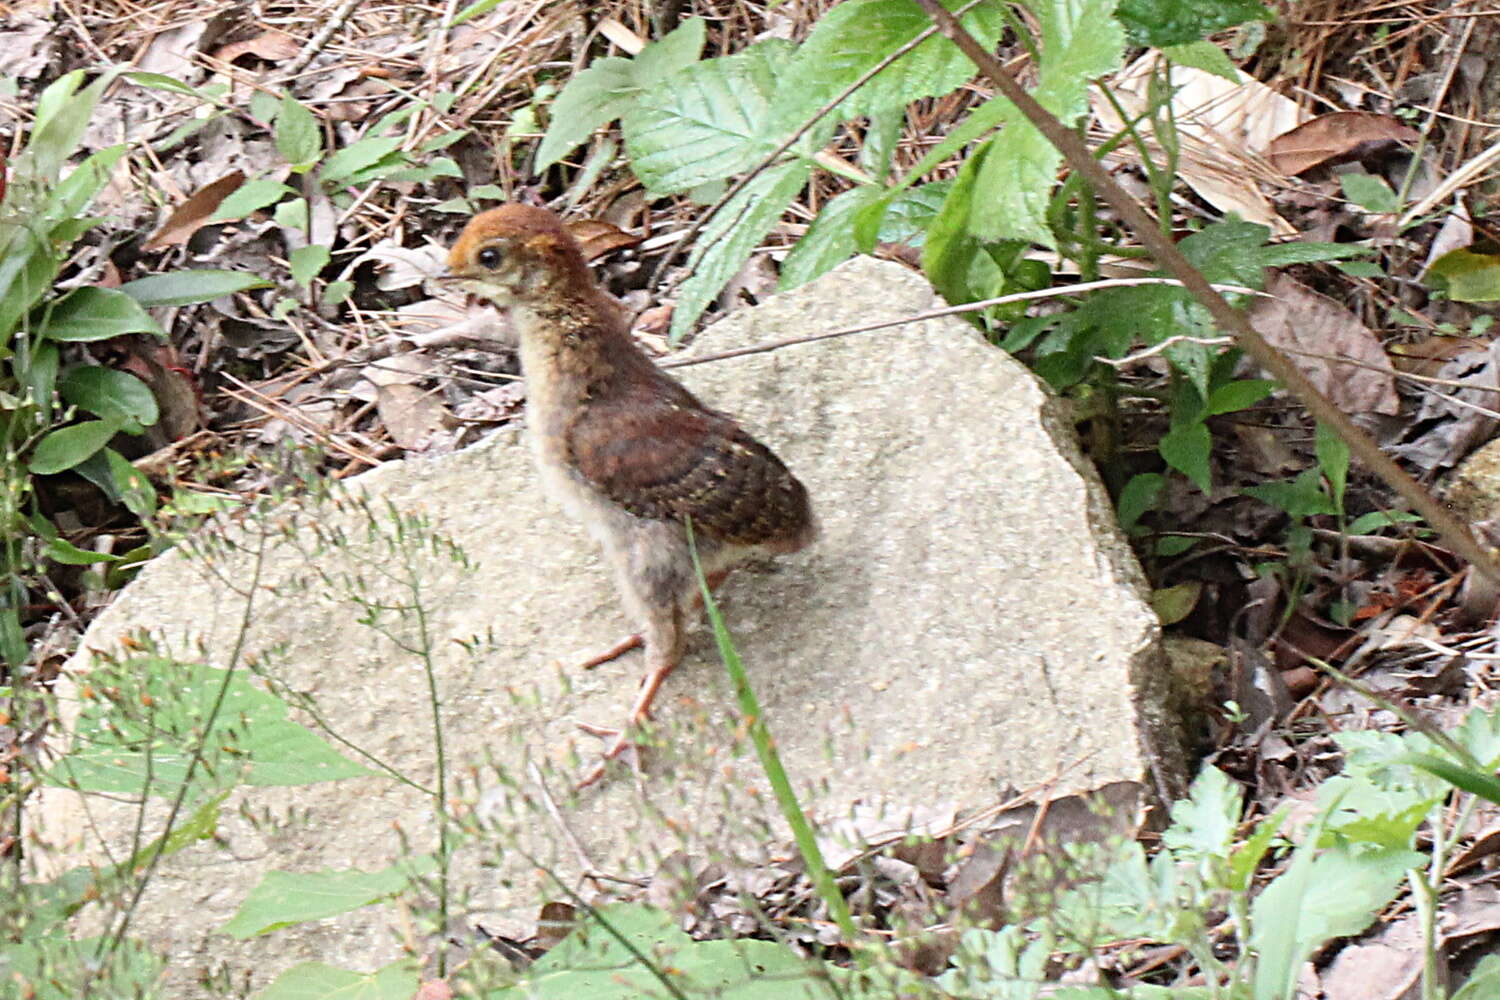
27 257 1181 995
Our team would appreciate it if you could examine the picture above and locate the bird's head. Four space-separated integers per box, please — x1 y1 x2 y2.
443 204 591 308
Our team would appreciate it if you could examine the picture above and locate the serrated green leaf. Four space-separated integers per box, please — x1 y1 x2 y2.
1162 765 1241 861
121 269 272 307
534 58 637 170
779 0 1006 120
58 366 158 427
969 0 1125 246
276 96 323 171
252 960 419 1000
634 16 707 82
29 419 121 474
1116 0 1271 48
669 161 809 342
1250 842 1422 1000
780 185 884 290
40 287 161 341
624 42 795 195
290 245 331 288
213 179 295 221
222 860 433 938
1162 40 1240 81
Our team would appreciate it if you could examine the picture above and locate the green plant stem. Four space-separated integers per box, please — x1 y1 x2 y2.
913 0 1500 586
686 524 861 947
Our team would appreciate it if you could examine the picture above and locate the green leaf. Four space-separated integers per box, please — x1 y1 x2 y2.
1159 421 1211 492
1228 803 1289 891
1453 954 1500 1000
28 419 121 474
41 287 161 341
1404 753 1500 806
28 68 121 183
290 245 331 288
1428 249 1500 303
1316 422 1349 510
779 185 884 290
623 42 798 195
1115 0 1272 48
221 860 433 938
512 904 824 999
320 137 402 187
779 0 1007 120
1162 40 1240 81
120 269 272 307
45 535 125 565
1244 469 1339 518
969 0 1125 246
1205 378 1275 415
276 96 323 171
1340 173 1399 214
44 656 374 798
635 17 707 82
1162 765 1241 861
1250 842 1422 1000
213 179 295 221
534 58 637 170
58 366 158 427
922 142 992 307
1346 510 1422 535
124 70 218 101
1117 473 1164 531
275 198 310 232
106 447 157 517
669 160 809 342
252 960 419 1000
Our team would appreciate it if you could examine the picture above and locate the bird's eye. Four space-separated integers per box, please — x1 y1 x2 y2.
477 246 503 269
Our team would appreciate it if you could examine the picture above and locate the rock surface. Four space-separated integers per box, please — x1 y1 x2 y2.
28 257 1182 994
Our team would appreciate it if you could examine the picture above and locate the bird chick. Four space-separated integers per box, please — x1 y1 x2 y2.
445 204 815 785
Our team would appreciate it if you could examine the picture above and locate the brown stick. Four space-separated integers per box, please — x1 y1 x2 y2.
913 0 1500 583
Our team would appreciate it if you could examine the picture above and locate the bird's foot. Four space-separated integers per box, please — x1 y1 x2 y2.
575 717 650 789
575 633 643 670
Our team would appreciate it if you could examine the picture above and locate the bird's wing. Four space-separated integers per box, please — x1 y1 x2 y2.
567 392 810 546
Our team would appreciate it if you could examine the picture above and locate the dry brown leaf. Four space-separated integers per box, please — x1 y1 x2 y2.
376 383 450 450
1320 912 1424 1000
213 30 301 64
1388 336 1489 378
1093 53 1306 235
1247 273 1399 414
566 219 643 262
1266 111 1420 176
144 171 246 250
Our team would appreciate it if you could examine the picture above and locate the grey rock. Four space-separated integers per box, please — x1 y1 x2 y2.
27 257 1183 995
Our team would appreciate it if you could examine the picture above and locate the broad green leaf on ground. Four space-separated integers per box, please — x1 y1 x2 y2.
291 245 331 287
121 269 273 307
221 859 435 938
40 287 161 341
669 160 809 342
276 95 322 171
320 137 401 187
969 0 1125 246
499 904 830 999
780 186 886 290
1428 249 1500 303
624 40 805 195
28 419 122 474
252 960 419 1000
1115 0 1271 48
45 656 373 798
58 366 158 428
1161 765 1241 861
1249 843 1422 1000
213 179 296 221
778 0 1006 120
535 18 706 169
1453 955 1500 1000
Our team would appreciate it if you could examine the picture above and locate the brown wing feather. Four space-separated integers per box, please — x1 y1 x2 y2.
567 388 811 548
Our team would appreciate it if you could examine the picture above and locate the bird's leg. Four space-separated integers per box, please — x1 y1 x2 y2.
572 569 730 672
577 599 684 788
